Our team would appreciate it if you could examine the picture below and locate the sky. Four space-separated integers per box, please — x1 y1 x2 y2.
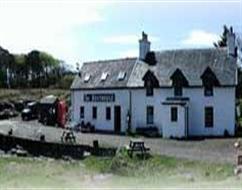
0 0 241 69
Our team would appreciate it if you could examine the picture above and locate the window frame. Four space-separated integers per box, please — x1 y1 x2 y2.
80 106 84 119
117 71 126 81
106 107 111 120
205 106 214 128
146 106 154 125
146 80 154 96
174 86 182 96
204 85 213 96
146 86 154 96
171 107 178 122
92 106 97 119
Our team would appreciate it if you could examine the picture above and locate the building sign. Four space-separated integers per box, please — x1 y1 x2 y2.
84 94 115 102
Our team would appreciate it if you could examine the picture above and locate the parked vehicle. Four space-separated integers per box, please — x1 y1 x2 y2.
21 102 39 121
57 100 68 128
0 102 18 120
13 100 25 112
39 95 68 127
0 110 11 119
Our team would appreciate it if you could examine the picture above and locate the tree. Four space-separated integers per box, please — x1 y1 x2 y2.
26 50 43 87
14 54 28 87
0 46 73 89
214 25 229 48
0 47 14 87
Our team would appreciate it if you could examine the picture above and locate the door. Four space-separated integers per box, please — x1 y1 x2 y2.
114 106 121 133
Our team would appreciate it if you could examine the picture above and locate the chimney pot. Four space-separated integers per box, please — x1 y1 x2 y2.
139 31 151 60
227 26 237 57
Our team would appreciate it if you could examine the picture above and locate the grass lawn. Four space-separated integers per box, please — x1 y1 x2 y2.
0 149 241 188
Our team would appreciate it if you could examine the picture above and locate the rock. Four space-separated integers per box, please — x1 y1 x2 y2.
62 155 73 162
10 148 17 155
234 166 242 175
83 151 91 157
16 149 28 157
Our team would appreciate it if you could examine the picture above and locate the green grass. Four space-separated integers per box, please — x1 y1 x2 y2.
0 151 240 188
83 148 233 180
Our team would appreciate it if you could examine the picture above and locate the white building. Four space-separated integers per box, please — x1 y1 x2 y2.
71 30 238 138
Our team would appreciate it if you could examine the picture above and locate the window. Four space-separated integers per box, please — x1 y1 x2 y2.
92 106 97 119
80 106 84 119
101 72 108 81
84 74 91 82
146 81 153 96
204 85 213 96
146 87 154 96
174 86 182 96
146 106 154 125
118 72 126 81
106 107 111 120
205 107 213 128
171 107 178 122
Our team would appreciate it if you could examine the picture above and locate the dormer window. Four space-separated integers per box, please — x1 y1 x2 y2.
174 85 182 96
201 67 220 97
204 85 213 96
142 70 159 97
84 74 91 82
101 72 108 81
117 71 126 81
170 69 189 97
146 80 153 96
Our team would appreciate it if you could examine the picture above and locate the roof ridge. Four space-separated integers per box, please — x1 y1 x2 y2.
83 57 137 65
127 58 139 87
154 47 227 53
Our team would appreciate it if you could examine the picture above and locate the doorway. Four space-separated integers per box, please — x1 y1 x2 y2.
114 106 121 133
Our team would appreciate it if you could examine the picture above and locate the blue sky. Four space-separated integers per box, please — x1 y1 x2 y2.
0 0 241 68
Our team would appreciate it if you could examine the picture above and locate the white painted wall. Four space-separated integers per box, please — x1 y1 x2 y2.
131 87 235 137
130 88 171 134
183 87 235 136
162 105 186 138
71 86 235 137
71 89 130 133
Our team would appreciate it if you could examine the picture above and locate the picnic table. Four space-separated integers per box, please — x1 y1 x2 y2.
61 130 76 144
126 139 150 157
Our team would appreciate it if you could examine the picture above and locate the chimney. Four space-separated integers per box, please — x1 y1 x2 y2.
227 27 237 57
139 31 150 60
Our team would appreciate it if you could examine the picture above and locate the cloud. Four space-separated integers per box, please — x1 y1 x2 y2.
103 35 159 45
0 1 105 65
182 30 220 47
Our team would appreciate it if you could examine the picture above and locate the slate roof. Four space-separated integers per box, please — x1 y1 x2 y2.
71 58 136 89
128 48 237 87
71 48 237 89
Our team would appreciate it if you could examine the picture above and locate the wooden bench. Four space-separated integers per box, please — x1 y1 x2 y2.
61 130 76 144
126 139 150 157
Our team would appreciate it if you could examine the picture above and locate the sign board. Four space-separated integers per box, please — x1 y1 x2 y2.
84 94 115 102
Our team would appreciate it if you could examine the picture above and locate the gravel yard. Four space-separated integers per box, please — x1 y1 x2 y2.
0 118 238 164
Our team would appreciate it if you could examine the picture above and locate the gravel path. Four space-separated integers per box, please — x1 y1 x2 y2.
0 118 238 164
